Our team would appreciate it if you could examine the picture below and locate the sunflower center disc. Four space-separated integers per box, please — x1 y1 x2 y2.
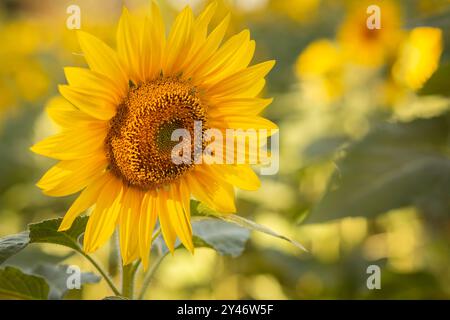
105 77 206 190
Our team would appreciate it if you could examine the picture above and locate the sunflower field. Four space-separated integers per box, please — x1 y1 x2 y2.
0 0 449 301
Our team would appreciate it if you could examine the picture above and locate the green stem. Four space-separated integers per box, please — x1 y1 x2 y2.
137 228 165 300
80 251 121 296
137 252 167 300
121 262 140 299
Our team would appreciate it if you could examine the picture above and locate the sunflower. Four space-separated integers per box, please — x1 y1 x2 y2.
338 0 404 67
31 2 276 269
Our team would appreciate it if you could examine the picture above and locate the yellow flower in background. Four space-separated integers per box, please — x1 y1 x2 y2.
0 19 51 114
270 0 320 23
295 39 344 102
338 0 403 67
31 2 276 269
392 27 443 90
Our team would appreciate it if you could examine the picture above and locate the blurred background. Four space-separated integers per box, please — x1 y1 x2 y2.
0 0 449 299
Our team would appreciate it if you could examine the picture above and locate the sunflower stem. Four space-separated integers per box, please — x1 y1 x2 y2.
137 228 166 300
121 262 138 299
137 251 167 300
81 251 121 296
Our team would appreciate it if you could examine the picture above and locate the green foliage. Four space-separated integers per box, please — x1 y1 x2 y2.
0 217 101 299
191 218 251 257
152 217 252 257
196 203 306 251
310 114 450 223
29 216 88 252
0 232 29 264
0 266 49 300
32 264 100 300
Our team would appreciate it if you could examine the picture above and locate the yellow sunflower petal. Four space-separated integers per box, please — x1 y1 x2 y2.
119 187 143 265
140 1 165 81
206 61 275 98
77 30 128 94
201 39 255 87
235 78 266 98
58 173 111 231
179 178 191 222
192 29 250 84
167 182 193 253
59 85 116 120
206 164 260 191
117 7 141 84
163 6 194 76
64 67 122 105
208 97 273 116
157 188 177 253
37 154 107 197
186 168 236 213
139 191 158 270
46 96 96 128
182 14 230 78
208 115 278 132
83 175 124 253
30 123 107 160
189 1 217 53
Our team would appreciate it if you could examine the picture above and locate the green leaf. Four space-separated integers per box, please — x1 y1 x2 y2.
152 217 251 257
28 216 88 251
302 135 348 163
5 247 74 272
103 296 129 300
32 264 100 300
191 218 251 257
0 266 49 300
0 232 30 265
309 114 450 223
196 203 306 251
419 63 450 97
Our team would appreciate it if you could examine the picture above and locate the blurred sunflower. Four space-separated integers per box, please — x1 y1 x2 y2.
295 39 344 102
31 2 276 268
0 19 51 116
338 0 404 67
269 0 320 23
392 27 443 90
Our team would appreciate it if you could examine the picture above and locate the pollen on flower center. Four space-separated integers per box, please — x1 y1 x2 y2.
105 77 207 190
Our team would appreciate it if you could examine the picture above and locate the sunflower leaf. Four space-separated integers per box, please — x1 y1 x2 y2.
152 217 251 257
192 218 250 257
0 266 49 300
31 263 100 300
309 114 450 222
28 216 88 252
195 203 306 252
0 232 30 265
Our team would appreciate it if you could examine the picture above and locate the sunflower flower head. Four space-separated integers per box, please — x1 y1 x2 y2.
338 0 404 67
31 1 276 269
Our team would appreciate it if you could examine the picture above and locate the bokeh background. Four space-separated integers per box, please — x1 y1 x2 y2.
0 0 449 299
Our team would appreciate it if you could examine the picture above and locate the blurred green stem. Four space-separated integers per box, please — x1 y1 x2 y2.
137 228 165 300
137 251 167 300
108 230 120 276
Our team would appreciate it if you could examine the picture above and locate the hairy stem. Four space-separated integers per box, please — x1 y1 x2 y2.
81 251 121 296
137 252 167 300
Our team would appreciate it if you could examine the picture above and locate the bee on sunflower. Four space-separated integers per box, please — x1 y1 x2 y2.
31 1 276 269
